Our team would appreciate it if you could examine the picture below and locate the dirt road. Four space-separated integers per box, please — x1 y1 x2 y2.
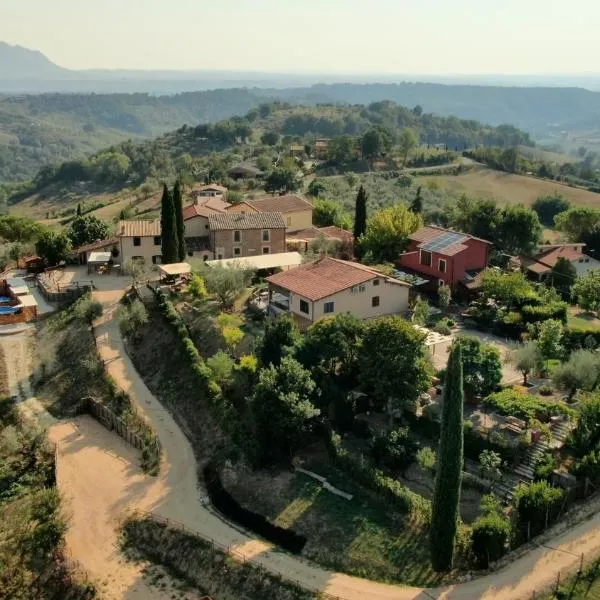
17 288 600 600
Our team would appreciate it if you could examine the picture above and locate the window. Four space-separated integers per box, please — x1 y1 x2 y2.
188 251 194 257
300 299 310 314
233 230 241 243
217 254 223 260
234 247 241 256
439 259 447 273
373 279 380 286
262 230 270 242
420 250 432 267
324 301 335 314
286 216 292 226
358 284 366 292
203 256 208 262
153 236 161 246
372 296 380 307
133 236 141 247
152 255 162 265
262 246 270 254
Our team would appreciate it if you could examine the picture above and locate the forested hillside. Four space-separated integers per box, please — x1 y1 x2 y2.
25 101 532 193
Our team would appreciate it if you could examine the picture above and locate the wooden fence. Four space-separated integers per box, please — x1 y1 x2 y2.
35 277 93 306
86 397 161 458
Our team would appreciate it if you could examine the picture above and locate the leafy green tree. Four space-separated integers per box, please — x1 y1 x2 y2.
514 481 563 540
360 126 392 159
206 350 235 388
160 183 179 264
553 350 600 398
203 264 250 310
172 181 186 261
452 336 502 398
416 447 436 473
353 185 367 244
256 314 301 368
537 319 564 360
471 499 510 567
117 299 148 337
358 316 430 413
188 274 208 299
124 258 151 286
35 230 72 266
570 392 600 456
410 186 423 214
532 193 571 227
359 204 423 262
496 204 543 255
0 216 45 244
261 131 279 146
444 195 501 243
509 341 542 386
479 449 502 482
481 269 535 307
412 296 429 325
250 357 320 465
66 215 110 247
572 270 600 314
369 426 416 471
550 257 576 298
264 168 299 194
438 284 452 310
399 128 419 166
307 179 327 198
313 199 348 228
431 343 464 572
73 294 103 324
555 207 600 242
327 135 357 165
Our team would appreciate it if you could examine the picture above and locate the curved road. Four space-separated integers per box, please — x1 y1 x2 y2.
49 290 600 599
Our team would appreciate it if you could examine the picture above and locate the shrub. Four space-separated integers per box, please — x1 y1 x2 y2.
513 480 564 540
118 299 148 336
369 427 416 471
521 301 568 325
471 511 510 567
73 294 103 324
434 321 452 335
188 274 208 299
538 385 553 396
534 451 557 481
483 387 572 423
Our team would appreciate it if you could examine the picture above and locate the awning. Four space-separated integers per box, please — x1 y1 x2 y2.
205 252 303 271
158 263 192 277
88 252 112 264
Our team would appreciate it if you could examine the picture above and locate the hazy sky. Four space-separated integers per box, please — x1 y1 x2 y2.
2 0 599 74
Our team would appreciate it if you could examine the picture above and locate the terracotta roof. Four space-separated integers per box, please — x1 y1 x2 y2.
183 197 230 220
287 226 353 243
208 212 286 231
247 194 313 214
185 236 211 252
409 225 491 257
266 257 409 301
193 184 228 194
73 236 119 255
118 220 161 237
524 245 589 275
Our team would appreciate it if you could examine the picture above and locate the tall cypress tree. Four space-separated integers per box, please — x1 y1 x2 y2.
410 186 423 214
160 183 179 264
172 180 186 261
76 203 82 217
430 343 464 572
353 185 367 258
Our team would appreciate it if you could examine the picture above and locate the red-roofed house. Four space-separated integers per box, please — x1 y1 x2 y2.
266 257 410 327
398 225 491 289
183 196 232 260
521 244 600 280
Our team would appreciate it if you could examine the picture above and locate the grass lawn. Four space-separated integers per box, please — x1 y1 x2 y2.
567 308 600 331
423 167 600 208
223 461 447 586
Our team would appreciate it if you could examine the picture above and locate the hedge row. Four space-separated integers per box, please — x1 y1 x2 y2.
325 428 431 523
563 328 600 353
155 290 222 405
203 462 306 554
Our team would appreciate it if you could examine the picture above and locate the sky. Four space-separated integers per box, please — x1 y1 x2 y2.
2 0 599 74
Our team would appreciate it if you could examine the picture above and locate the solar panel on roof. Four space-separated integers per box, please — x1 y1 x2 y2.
421 231 467 252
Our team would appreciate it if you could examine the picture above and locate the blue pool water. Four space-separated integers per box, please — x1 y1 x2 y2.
0 306 20 315
0 296 12 303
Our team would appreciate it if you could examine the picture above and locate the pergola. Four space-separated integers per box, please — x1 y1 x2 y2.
158 262 191 282
87 252 112 275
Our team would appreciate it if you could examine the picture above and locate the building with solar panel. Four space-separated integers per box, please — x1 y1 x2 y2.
398 225 492 293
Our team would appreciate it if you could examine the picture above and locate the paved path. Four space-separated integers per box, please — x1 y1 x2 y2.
38 290 600 599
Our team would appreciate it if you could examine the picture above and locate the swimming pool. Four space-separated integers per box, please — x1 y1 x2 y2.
0 296 12 304
0 306 20 315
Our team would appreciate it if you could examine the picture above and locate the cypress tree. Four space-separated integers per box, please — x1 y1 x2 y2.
76 203 82 217
353 185 367 258
430 343 464 571
410 186 423 214
172 180 186 261
160 183 179 264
